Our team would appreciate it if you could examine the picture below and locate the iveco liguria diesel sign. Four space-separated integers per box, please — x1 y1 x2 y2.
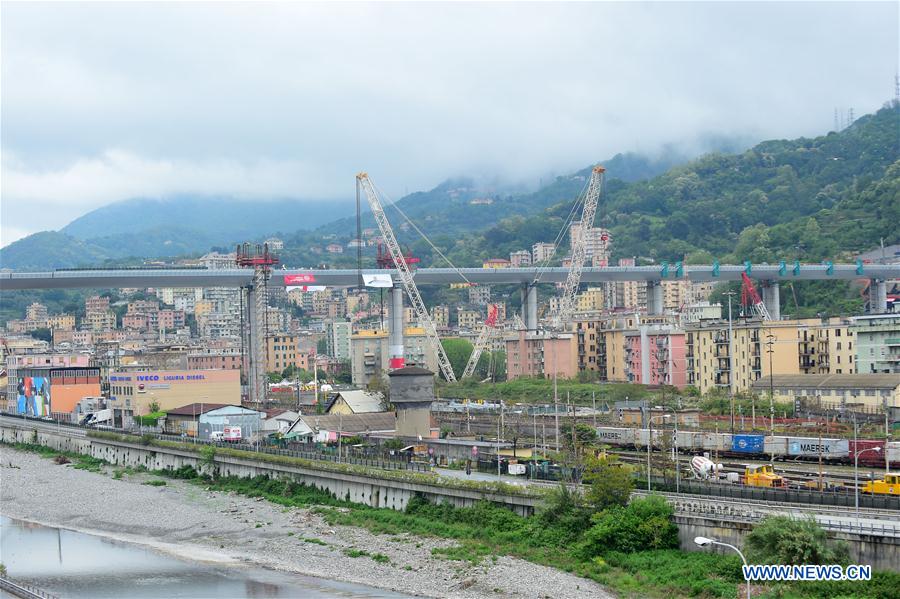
110 374 207 382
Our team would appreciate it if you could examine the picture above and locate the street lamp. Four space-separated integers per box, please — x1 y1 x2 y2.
694 536 750 599
647 413 670 492
853 413 882 532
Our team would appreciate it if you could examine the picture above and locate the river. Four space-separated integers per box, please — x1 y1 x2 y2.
0 515 411 598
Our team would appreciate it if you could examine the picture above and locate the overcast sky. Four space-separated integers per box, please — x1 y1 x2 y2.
2 1 897 246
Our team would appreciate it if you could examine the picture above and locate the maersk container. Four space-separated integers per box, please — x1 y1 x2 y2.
785 437 848 458
595 427 631 446
732 434 765 453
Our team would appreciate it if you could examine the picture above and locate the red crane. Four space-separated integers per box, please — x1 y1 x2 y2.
740 272 772 320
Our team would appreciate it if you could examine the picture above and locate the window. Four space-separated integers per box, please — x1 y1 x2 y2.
836 329 842 337
836 342 841 350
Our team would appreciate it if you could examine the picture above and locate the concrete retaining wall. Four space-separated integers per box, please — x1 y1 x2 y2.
0 424 539 517
675 515 900 572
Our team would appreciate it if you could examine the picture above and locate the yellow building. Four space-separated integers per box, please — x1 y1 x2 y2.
47 314 76 331
751 374 900 413
108 369 241 416
686 318 857 395
457 309 481 330
576 288 607 312
265 334 308 373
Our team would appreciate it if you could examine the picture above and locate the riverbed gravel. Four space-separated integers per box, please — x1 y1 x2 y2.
0 446 613 598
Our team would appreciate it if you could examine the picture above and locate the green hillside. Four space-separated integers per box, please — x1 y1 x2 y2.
436 103 899 268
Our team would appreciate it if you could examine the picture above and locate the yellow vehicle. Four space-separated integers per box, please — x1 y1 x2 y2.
742 464 786 488
861 474 900 495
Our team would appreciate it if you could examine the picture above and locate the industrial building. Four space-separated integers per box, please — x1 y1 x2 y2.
107 369 241 419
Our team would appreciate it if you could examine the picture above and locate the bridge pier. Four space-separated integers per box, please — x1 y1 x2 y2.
389 285 405 369
761 280 781 320
869 279 888 314
521 284 538 331
246 284 266 405
646 281 664 315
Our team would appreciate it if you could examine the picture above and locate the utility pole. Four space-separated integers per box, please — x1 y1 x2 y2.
725 291 737 434
767 333 776 464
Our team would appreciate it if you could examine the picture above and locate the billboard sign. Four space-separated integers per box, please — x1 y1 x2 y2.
16 377 52 417
284 274 317 285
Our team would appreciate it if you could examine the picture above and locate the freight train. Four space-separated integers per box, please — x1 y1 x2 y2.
595 427 900 468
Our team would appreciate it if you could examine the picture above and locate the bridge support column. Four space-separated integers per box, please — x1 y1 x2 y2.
869 279 888 314
646 281 664 315
521 284 538 331
389 286 405 369
246 282 267 405
761 280 781 320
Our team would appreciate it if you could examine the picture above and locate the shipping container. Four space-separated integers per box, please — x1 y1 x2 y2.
700 432 732 452
595 427 632 446
886 442 900 467
732 434 765 453
785 437 848 458
849 440 887 467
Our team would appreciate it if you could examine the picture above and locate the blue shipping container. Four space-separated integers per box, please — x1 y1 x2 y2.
732 434 764 453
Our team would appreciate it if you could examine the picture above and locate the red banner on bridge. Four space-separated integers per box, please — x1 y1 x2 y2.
284 274 317 285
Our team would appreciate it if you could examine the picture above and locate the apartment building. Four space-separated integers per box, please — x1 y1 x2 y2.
327 320 352 361
350 328 439 386
852 314 900 374
47 314 75 331
624 326 687 387
532 242 556 265
505 332 578 380
457 309 481 331
509 250 532 267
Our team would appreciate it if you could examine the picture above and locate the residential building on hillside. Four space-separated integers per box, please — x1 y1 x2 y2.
852 314 900 374
509 250 532 267
468 285 491 305
532 242 556 265
47 314 76 331
327 320 352 361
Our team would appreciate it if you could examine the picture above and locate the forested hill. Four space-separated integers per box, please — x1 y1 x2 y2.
430 103 899 268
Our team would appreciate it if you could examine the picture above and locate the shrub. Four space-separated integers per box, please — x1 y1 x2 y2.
578 495 678 557
745 516 849 566
52 454 71 465
582 455 633 511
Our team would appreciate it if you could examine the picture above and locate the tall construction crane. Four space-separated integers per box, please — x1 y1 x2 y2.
462 303 500 379
741 272 772 321
552 165 606 328
356 173 458 382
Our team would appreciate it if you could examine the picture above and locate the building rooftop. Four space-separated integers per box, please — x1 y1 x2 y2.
388 366 434 377
166 403 230 416
750 374 900 390
296 412 396 434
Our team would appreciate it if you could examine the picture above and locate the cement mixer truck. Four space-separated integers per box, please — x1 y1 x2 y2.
690 456 724 481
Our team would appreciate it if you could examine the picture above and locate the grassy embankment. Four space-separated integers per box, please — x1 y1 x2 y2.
5 437 898 598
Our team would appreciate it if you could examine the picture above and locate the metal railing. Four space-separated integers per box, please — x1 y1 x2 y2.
0 576 58 599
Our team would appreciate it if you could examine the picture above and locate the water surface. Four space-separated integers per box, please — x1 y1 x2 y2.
0 515 409 598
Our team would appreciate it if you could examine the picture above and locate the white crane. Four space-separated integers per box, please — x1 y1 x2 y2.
462 303 500 379
552 165 606 328
356 173 458 382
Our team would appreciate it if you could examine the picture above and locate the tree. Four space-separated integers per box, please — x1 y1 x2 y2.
745 516 849 566
30 328 52 343
440 338 474 380
582 454 633 511
578 495 678 557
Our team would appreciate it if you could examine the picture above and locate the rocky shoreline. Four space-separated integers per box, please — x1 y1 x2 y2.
0 446 613 598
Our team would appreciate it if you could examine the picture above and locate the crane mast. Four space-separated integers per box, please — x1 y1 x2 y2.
462 303 499 379
554 165 605 328
356 173 458 382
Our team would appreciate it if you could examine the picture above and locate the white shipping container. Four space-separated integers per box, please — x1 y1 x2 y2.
595 427 632 445
886 442 900 465
785 437 848 458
